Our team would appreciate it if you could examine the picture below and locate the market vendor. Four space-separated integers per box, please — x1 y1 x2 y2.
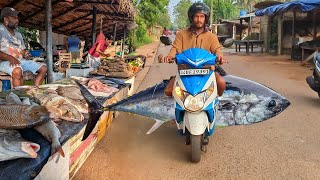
0 7 47 88
67 31 81 63
86 32 110 68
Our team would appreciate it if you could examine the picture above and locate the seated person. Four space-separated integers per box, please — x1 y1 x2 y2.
0 7 47 88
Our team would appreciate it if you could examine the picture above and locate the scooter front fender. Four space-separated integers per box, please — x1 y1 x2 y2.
184 111 208 136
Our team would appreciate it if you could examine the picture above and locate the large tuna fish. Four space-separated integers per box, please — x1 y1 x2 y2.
76 75 290 140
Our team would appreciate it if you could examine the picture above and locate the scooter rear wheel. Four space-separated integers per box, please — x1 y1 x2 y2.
191 135 201 163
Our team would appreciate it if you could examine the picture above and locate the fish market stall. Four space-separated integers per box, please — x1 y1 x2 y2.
0 77 130 180
90 55 146 95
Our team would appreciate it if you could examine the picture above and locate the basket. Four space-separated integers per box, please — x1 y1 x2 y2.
30 49 43 57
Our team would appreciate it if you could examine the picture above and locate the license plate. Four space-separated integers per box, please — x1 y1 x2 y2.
179 69 210 76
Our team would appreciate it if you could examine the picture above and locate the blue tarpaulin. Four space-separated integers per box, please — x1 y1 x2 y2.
255 0 320 16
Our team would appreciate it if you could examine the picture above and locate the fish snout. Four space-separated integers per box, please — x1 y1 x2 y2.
267 98 290 114
21 141 40 159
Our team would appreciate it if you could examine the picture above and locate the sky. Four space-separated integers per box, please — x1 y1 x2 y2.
168 0 201 22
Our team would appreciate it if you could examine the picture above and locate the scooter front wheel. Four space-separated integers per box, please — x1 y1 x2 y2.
191 135 201 163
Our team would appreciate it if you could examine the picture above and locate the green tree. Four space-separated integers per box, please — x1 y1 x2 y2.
137 0 170 27
17 27 38 49
131 0 171 47
173 0 192 29
204 0 240 23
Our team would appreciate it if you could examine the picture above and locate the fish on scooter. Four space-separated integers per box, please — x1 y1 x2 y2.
75 73 290 140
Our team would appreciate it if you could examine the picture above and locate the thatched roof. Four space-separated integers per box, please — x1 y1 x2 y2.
0 0 135 39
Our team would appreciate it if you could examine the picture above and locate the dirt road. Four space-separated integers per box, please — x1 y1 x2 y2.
74 41 320 180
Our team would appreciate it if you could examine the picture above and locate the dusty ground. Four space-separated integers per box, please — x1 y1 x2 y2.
74 40 320 180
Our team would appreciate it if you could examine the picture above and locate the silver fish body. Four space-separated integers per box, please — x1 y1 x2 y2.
0 104 51 129
33 120 65 157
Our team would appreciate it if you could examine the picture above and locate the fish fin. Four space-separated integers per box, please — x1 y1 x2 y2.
146 120 165 134
51 142 65 158
73 79 104 109
73 79 105 140
57 147 65 157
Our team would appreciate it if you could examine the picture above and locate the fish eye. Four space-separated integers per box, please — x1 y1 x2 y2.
268 100 276 107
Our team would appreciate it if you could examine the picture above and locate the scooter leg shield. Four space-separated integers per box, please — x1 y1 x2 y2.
184 112 208 136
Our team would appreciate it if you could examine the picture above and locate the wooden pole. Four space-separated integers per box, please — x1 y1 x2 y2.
91 6 97 44
113 23 117 45
113 23 117 55
292 11 296 46
240 19 243 40
313 11 317 40
278 14 284 55
259 17 261 40
249 16 252 40
291 11 296 60
45 0 53 83
210 0 213 30
121 28 127 59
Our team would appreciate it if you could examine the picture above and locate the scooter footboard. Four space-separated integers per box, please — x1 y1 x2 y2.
184 111 209 135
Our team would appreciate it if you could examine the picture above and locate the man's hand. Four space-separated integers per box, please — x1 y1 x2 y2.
163 55 174 63
8 57 21 67
217 55 228 65
22 50 31 59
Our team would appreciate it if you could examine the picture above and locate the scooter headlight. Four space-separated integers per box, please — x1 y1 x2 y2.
205 83 214 99
175 86 184 99
184 92 205 112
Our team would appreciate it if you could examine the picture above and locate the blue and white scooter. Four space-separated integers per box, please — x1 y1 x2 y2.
161 36 220 163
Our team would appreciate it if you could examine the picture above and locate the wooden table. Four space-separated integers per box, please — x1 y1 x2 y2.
235 40 264 53
300 46 320 65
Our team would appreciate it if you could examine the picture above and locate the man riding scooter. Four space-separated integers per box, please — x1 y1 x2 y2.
163 2 227 97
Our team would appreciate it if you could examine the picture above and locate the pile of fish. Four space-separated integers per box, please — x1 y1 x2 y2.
27 85 88 123
95 58 132 78
72 76 119 96
0 92 64 161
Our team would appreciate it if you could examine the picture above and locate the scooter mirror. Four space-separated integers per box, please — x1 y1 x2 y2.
160 36 172 46
222 38 235 48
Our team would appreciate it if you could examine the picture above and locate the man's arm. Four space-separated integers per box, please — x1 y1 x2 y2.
167 31 183 58
0 51 20 65
210 34 228 64
210 34 223 57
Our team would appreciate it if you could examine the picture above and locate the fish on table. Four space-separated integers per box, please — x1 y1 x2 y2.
0 104 51 129
33 120 65 157
0 129 40 161
0 92 65 159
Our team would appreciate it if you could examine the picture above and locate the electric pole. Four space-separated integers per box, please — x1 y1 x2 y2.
210 0 213 28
